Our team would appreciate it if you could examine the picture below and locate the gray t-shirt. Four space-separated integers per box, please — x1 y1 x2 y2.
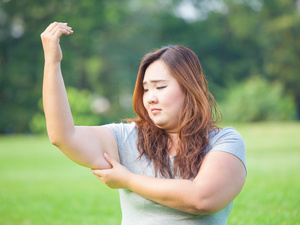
105 122 246 225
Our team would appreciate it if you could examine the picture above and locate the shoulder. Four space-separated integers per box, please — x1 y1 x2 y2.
208 127 247 171
104 122 137 144
105 122 136 133
209 127 244 147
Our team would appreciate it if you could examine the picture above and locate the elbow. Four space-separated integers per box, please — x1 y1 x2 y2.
46 126 59 146
46 126 74 148
45 122 75 147
49 136 64 150
49 135 59 147
47 131 57 146
47 130 60 146
47 131 56 145
190 197 220 215
47 131 66 148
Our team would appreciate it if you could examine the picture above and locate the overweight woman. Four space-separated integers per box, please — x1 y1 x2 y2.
41 22 246 225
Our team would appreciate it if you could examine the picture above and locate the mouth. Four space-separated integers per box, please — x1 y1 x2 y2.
150 108 161 114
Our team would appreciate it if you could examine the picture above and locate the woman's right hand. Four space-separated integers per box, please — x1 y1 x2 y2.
40 22 73 63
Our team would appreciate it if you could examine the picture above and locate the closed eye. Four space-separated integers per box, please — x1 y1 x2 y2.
157 86 167 90
143 88 149 92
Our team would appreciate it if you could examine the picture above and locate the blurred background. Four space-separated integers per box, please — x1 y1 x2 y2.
1 0 300 224
0 0 299 133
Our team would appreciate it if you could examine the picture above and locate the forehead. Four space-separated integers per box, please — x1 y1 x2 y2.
143 60 174 83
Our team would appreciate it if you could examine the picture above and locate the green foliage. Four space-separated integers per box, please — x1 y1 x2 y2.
1 0 300 133
219 76 296 122
29 112 46 134
67 87 102 126
29 87 101 133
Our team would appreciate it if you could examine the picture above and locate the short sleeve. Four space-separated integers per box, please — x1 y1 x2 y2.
208 127 247 172
104 122 136 150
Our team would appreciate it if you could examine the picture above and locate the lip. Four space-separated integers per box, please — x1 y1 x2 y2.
150 108 161 114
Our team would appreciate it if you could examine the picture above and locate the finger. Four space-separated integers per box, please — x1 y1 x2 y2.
92 171 104 182
104 153 117 167
54 28 73 37
92 169 104 179
51 26 73 39
44 22 58 33
45 22 67 33
50 24 73 35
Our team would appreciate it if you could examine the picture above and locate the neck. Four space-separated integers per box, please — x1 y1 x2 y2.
167 132 179 156
168 132 178 142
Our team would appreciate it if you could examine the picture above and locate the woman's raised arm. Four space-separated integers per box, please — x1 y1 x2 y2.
41 22 119 169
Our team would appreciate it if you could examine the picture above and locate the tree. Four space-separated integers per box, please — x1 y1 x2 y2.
1 0 299 133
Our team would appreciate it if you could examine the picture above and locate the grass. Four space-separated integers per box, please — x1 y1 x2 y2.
0 122 299 224
226 122 300 225
0 135 121 225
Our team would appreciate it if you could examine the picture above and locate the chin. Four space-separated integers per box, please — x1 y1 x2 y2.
153 121 166 129
155 122 171 131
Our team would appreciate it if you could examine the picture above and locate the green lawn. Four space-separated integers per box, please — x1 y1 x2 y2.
0 135 121 225
226 122 300 225
0 122 299 224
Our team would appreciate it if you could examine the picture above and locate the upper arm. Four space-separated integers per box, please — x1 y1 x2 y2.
193 151 246 213
56 125 119 169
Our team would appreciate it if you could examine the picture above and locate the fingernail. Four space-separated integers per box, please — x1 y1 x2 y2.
104 152 109 157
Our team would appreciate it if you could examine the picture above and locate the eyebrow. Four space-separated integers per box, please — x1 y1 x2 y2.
142 80 168 85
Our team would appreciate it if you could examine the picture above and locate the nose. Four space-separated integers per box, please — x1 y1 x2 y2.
147 91 158 104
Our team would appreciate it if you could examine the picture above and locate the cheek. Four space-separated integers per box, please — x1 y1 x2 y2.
142 94 148 109
166 89 185 108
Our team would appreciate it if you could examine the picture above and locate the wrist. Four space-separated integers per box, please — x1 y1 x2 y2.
125 171 136 190
44 59 61 66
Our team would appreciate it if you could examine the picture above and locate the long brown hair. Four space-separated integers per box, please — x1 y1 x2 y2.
130 46 221 179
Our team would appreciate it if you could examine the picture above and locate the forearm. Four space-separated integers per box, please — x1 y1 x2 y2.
94 152 246 214
43 61 75 146
122 152 246 215
126 173 208 214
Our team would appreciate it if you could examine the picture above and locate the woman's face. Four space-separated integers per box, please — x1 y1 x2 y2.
142 60 185 133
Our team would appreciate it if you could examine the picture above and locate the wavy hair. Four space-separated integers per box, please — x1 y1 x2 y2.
130 46 222 179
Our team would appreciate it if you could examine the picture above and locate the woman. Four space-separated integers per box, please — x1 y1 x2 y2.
41 22 246 225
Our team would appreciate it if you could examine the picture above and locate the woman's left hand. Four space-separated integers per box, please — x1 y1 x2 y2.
92 153 131 189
